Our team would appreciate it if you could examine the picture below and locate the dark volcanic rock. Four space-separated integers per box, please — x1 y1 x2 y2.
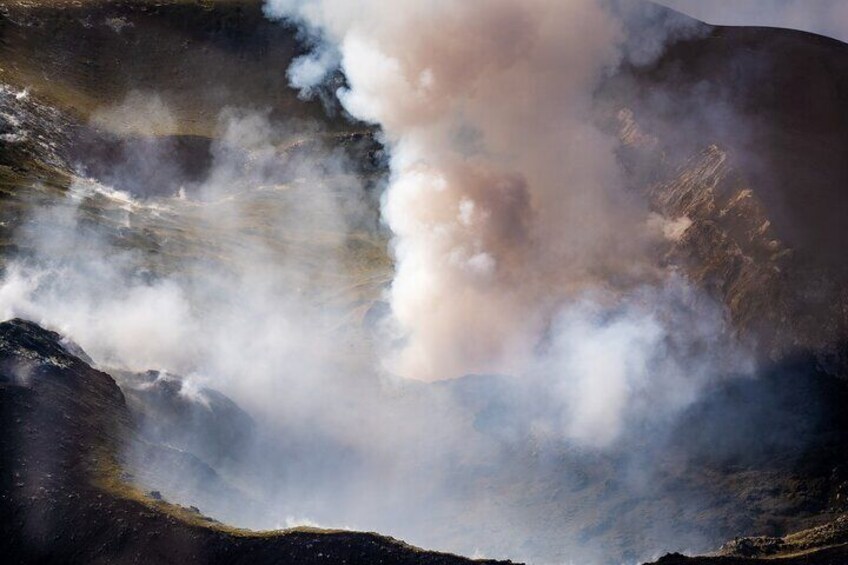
0 318 513 565
645 513 848 563
112 368 256 467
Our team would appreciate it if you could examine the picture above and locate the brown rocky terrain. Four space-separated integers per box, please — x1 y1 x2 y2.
648 514 848 563
608 21 848 372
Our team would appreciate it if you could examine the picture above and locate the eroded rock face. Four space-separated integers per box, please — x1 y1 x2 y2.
607 22 848 373
634 137 848 371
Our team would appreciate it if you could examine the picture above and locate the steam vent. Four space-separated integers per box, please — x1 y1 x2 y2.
3 1 848 563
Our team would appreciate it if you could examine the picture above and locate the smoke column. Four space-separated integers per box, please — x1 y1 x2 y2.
267 0 660 381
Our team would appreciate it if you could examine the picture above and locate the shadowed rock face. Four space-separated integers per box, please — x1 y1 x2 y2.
607 22 848 370
0 318 513 565
618 24 848 259
112 368 256 467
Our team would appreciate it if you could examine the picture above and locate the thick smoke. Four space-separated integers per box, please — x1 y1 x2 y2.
267 0 667 381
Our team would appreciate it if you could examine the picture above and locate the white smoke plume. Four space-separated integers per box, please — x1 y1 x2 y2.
0 105 375 424
266 0 665 381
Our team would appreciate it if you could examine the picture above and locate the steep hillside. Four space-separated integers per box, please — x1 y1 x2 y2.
605 18 848 565
0 318 510 565
607 22 848 371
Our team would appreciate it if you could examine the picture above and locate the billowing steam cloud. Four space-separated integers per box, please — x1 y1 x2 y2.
0 101 377 425
263 0 731 403
266 0 660 381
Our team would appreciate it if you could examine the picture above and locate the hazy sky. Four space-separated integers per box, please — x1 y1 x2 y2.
658 0 848 43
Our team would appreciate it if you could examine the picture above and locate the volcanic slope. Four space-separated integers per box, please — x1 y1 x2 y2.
0 318 511 565
607 18 848 371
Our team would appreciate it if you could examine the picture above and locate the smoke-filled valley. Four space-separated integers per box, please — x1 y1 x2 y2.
3 1 848 564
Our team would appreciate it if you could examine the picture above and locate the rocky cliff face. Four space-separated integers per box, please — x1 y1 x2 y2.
609 22 848 374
